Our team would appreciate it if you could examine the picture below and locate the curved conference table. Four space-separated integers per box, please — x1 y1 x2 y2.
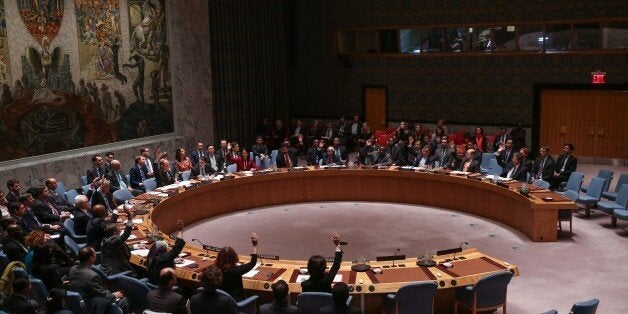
126 167 575 312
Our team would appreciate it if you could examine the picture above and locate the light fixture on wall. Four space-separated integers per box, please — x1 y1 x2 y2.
591 70 606 84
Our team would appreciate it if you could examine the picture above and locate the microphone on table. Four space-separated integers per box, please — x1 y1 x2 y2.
192 238 210 257
392 248 400 267
452 242 469 260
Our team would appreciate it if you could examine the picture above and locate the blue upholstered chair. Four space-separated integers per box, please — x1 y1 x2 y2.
598 184 628 227
487 159 502 176
64 235 87 257
270 150 279 166
384 281 437 314
480 153 494 174
576 177 606 217
454 271 513 314
79 175 88 186
91 265 133 292
64 189 79 204
55 181 66 195
117 275 152 313
143 178 157 192
64 219 87 244
195 287 258 314
557 172 584 196
181 170 191 181
0 251 8 274
226 164 237 174
28 277 48 307
569 298 599 314
66 291 88 314
603 174 628 201
81 184 92 195
558 190 580 237
297 292 335 314
581 170 613 193
113 188 134 203
532 179 551 189
541 310 558 314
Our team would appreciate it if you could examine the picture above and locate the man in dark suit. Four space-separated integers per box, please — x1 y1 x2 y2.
494 139 515 168
500 153 529 182
90 180 116 213
2 224 28 262
306 140 324 166
190 265 236 314
141 147 157 177
45 178 72 212
2 277 39 313
321 147 343 166
532 146 555 182
100 207 136 276
5 179 21 203
434 138 459 169
331 137 348 163
259 280 298 314
519 148 533 178
319 282 362 314
371 146 392 167
32 186 70 225
321 122 337 143
19 194 62 235
459 149 480 173
414 145 436 168
129 155 149 191
551 143 578 189
290 119 305 140
156 159 177 187
204 145 224 173
107 159 144 197
86 155 106 183
191 157 213 178
358 139 378 165
69 246 129 311
146 268 187 314
302 233 343 293
190 142 206 166
72 195 92 235
493 125 512 152
251 136 269 165
276 145 298 168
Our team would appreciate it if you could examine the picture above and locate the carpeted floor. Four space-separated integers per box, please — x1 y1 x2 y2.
185 199 628 313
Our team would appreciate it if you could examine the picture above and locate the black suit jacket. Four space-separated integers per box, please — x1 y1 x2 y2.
2 237 28 262
500 164 529 182
190 290 236 314
258 301 299 314
190 150 206 166
301 251 343 293
86 214 118 251
147 288 188 314
87 166 105 183
306 147 324 166
321 154 343 166
276 152 298 168
206 154 224 173
459 158 480 173
191 164 213 178
554 154 577 176
148 237 186 284
129 165 148 190
220 254 258 301
32 199 62 224
72 208 92 235
496 149 514 168
100 223 134 276
319 305 362 314
107 169 129 190
2 293 38 314
413 155 436 167
155 170 176 187
68 264 116 303
532 157 555 182
90 191 116 212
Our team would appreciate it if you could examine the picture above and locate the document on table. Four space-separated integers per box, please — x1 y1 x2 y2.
131 249 150 257
242 263 262 278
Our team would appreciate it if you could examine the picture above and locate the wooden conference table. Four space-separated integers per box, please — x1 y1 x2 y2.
125 166 574 312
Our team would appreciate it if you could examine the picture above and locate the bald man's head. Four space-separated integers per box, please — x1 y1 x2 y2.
159 267 176 287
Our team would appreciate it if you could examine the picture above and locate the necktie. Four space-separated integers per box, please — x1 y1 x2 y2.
538 158 545 179
200 166 205 176
285 155 290 168
102 193 111 212
96 167 102 177
165 171 171 183
561 156 569 172
146 159 153 173
46 201 60 216
244 160 247 169
117 172 127 189
210 156 216 170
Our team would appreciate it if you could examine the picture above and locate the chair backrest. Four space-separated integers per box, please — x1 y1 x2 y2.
393 281 438 314
79 175 88 186
64 189 79 204
597 169 613 192
270 150 279 166
614 184 628 208
564 189 580 202
81 184 91 195
181 170 191 181
63 219 82 239
565 172 585 192
471 271 513 308
117 275 151 313
532 179 551 189
28 277 48 307
585 177 606 199
64 236 85 256
55 181 66 195
255 156 263 168
480 153 494 170
0 251 8 274
144 178 157 192
570 298 599 314
297 292 334 314
487 159 502 175
613 174 628 193
113 188 134 202
66 291 88 314
226 164 237 174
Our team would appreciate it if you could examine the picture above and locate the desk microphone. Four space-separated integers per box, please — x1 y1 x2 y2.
392 248 400 267
192 238 210 257
452 242 469 260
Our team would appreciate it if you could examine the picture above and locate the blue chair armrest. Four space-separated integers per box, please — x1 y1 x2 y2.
145 281 158 290
386 293 395 301
236 295 259 314
465 285 473 292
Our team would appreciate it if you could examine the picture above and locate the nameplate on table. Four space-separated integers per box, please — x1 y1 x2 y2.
202 244 223 252
258 253 280 260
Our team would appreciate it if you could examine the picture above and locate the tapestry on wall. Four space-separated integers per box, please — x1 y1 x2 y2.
0 0 172 162
0 0 11 94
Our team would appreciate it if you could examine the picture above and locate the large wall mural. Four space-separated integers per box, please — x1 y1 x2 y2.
0 0 173 162
0 1 10 90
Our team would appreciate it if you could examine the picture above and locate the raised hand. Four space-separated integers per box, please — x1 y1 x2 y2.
251 232 259 246
331 232 340 246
